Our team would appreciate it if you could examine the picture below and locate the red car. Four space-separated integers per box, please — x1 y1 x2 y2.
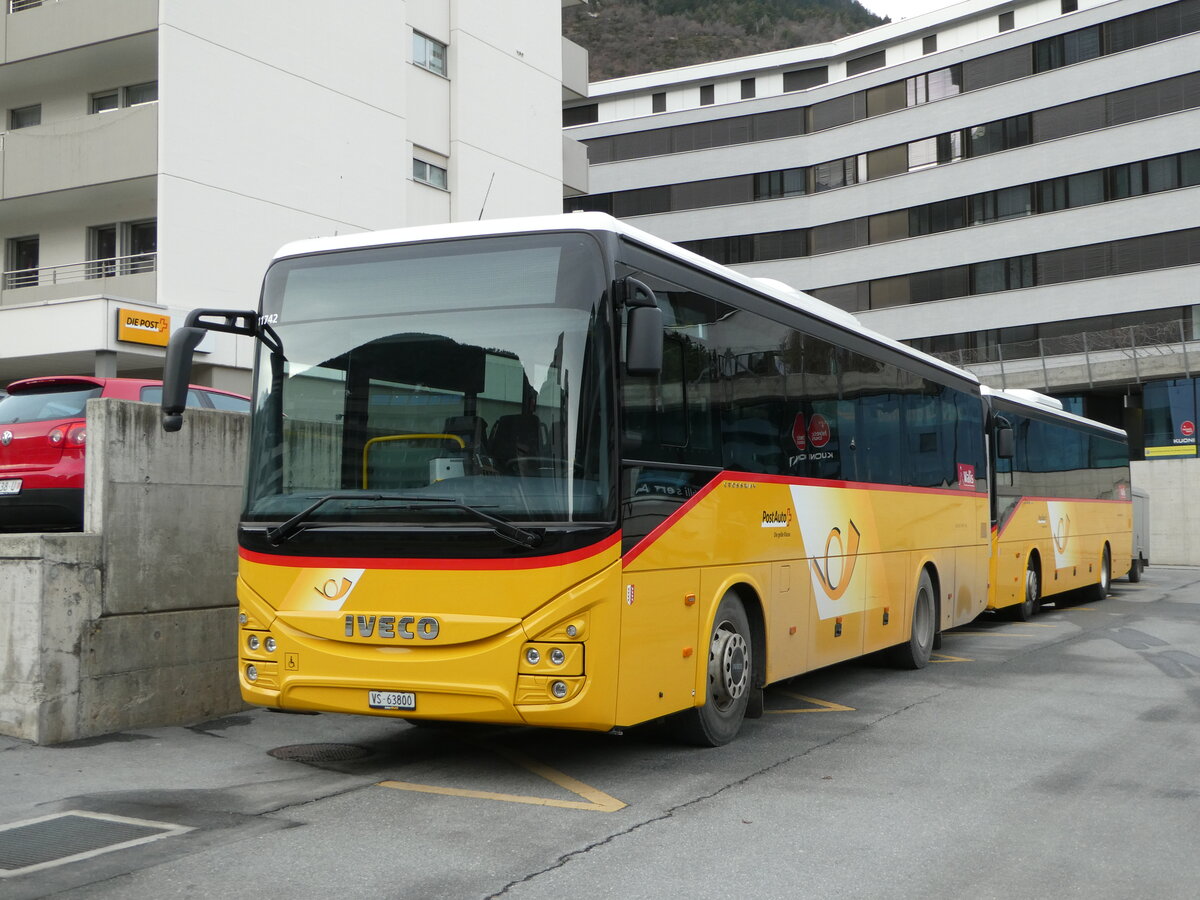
0 375 249 531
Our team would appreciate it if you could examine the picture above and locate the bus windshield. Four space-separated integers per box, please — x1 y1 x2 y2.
244 232 614 529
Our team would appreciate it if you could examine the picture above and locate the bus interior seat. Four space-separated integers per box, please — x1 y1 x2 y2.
490 414 543 473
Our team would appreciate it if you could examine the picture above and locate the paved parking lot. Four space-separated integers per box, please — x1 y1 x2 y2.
3 566 1198 899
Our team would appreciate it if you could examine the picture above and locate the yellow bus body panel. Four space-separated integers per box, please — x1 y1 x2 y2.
989 497 1132 609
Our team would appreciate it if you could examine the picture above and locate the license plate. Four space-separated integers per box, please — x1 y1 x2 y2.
368 690 416 711
0 479 21 496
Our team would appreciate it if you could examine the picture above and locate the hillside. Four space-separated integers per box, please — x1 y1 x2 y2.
564 0 890 81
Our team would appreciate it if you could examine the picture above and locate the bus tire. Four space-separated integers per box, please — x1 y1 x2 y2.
1007 558 1040 621
670 592 752 747
1128 555 1142 583
888 570 936 669
1088 545 1112 602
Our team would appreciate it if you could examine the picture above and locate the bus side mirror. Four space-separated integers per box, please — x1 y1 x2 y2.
161 308 263 432
627 305 663 375
996 425 1015 459
162 326 208 432
622 277 662 376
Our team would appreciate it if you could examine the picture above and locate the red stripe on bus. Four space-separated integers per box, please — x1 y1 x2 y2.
995 496 1131 539
239 531 621 571
621 470 985 566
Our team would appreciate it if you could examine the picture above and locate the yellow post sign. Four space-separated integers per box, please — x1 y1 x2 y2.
117 308 171 347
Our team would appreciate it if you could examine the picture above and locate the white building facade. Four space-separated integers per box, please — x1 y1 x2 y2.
564 0 1200 467
0 0 589 391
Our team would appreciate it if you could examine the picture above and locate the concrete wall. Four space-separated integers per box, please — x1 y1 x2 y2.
0 398 248 744
1130 459 1198 567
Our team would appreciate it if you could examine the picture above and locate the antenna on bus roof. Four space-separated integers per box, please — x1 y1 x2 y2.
478 172 495 220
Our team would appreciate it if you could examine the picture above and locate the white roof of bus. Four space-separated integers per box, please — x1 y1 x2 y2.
981 385 1127 438
274 212 977 384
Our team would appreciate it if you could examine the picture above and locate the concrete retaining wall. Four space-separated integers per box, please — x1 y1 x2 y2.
0 399 248 744
1130 459 1197 567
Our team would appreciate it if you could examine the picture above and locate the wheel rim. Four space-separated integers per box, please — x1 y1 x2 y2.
708 621 749 711
1026 566 1039 610
1100 551 1111 592
914 585 933 653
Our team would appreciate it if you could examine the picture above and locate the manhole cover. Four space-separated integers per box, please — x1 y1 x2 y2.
268 743 372 763
0 811 191 878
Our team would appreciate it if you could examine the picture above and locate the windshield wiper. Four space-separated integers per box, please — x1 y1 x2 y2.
264 492 543 549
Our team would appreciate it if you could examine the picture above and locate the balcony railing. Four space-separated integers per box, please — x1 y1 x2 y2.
8 0 48 13
929 318 1197 389
2 252 157 290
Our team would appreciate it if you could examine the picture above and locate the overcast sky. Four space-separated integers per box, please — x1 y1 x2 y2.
862 0 962 21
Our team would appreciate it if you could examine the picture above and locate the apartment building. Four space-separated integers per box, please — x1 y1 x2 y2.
0 0 589 391
564 0 1200 467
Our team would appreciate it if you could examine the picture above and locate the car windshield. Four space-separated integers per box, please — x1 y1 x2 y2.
243 231 615 527
0 386 101 424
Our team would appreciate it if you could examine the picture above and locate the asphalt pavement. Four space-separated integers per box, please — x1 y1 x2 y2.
2 565 1199 899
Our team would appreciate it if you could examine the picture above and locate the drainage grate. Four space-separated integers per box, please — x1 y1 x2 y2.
0 811 191 878
268 742 373 763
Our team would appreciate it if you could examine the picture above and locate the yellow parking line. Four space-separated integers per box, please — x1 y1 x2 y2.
378 744 625 812
954 631 1038 637
931 652 973 663
767 689 855 714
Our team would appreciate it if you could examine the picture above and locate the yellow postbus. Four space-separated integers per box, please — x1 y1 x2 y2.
984 387 1132 620
162 213 1025 745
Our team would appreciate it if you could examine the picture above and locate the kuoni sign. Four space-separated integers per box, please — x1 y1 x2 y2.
117 308 171 347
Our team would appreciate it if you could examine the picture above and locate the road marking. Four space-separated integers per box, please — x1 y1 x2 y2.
767 689 855 714
378 744 626 812
931 652 973 663
955 631 1038 637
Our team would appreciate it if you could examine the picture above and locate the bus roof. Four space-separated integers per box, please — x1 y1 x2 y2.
982 385 1127 439
274 212 979 385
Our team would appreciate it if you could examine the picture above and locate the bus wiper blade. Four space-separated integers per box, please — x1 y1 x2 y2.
264 492 543 549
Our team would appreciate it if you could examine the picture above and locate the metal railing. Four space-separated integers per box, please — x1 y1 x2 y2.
9 0 47 13
1 253 157 290
930 318 1196 389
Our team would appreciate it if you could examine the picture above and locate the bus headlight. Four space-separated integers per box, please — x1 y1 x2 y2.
247 635 260 651
246 664 259 682
550 648 565 665
525 648 541 665
264 637 277 653
551 681 568 699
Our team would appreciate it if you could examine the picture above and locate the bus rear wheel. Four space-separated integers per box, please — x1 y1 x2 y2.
670 592 752 747
888 570 936 669
1088 545 1112 602
1128 555 1142 583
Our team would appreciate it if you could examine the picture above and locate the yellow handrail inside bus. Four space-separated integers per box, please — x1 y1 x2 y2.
362 433 466 488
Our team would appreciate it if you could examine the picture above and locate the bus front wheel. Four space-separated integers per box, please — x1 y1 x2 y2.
1008 557 1040 621
670 592 752 747
888 570 936 669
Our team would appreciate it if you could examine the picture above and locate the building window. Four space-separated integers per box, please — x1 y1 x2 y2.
90 90 120 114
412 158 448 190
652 92 666 113
125 81 158 106
783 67 828 92
413 31 447 77
923 35 938 55
740 78 756 100
87 221 157 277
999 11 1015 32
8 0 43 12
4 236 39 289
1061 0 1078 12
563 104 598 127
9 104 41 130
699 84 715 106
846 49 886 77
89 82 158 115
